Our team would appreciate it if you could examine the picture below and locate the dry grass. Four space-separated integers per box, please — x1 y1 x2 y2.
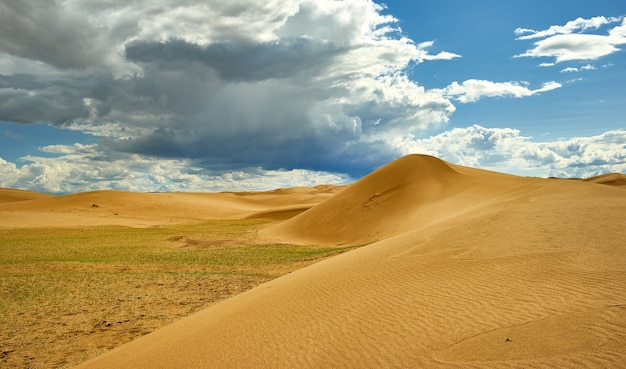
0 220 358 369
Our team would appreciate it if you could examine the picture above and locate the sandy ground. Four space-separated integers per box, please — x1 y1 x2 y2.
0 185 340 368
3 154 625 368
0 185 340 229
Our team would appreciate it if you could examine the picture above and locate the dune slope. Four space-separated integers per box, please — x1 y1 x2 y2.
584 172 626 187
0 187 336 227
264 154 537 245
0 188 53 204
71 155 626 368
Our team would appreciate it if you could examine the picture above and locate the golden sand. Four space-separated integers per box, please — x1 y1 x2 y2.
2 154 624 368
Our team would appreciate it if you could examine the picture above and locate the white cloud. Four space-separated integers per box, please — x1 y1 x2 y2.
534 81 562 93
415 41 461 61
514 16 620 40
560 64 597 73
4 125 624 194
39 143 94 155
516 34 621 62
515 16 626 64
0 145 352 194
397 125 626 178
435 79 561 103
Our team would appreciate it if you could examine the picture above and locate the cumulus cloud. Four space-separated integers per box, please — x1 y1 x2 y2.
397 125 626 178
515 16 626 63
0 0 463 177
0 145 352 194
436 79 561 103
0 1 605 192
4 124 624 194
514 16 620 40
560 64 597 73
415 41 461 61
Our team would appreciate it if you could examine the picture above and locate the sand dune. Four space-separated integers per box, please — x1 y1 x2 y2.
584 172 626 187
0 186 336 228
19 154 626 368
263 154 541 245
0 188 53 204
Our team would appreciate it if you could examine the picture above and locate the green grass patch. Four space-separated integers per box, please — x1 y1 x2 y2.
0 220 361 368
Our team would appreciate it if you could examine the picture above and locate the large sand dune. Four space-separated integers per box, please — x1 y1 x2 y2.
263 154 541 245
9 154 625 368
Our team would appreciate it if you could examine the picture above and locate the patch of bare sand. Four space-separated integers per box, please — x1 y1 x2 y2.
0 187 336 228
74 154 626 368
0 188 53 204
584 172 626 187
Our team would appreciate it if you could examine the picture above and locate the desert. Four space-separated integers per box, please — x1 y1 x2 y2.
1 154 625 368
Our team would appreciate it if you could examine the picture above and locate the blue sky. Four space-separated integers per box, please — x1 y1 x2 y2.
384 0 626 138
1 0 625 194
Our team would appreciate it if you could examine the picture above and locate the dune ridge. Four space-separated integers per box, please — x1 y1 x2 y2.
0 187 336 228
584 172 626 187
6 154 625 368
263 154 539 245
0 188 53 204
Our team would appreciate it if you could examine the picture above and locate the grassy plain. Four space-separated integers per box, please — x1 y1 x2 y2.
0 220 357 369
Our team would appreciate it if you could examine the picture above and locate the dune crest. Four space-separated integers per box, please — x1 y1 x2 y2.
584 172 626 187
0 188 53 204
263 154 534 245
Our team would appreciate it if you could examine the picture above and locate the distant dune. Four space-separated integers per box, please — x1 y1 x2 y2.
584 172 626 187
0 188 53 204
5 155 624 368
0 187 336 228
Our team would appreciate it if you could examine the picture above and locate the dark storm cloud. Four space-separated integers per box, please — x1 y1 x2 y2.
0 0 457 176
125 38 346 82
0 74 88 124
0 0 102 70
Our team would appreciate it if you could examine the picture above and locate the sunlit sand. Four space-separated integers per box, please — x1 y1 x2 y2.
2 155 624 368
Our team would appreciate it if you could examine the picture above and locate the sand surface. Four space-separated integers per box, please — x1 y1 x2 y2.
0 185 338 228
4 155 625 368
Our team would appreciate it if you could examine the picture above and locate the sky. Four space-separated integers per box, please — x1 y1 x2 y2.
1 0 625 194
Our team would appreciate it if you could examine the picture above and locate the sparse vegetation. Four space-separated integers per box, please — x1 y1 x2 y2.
0 220 358 369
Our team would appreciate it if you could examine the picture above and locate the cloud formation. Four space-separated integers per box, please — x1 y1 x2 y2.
436 79 562 103
3 125 624 194
515 16 620 40
560 64 596 73
0 0 464 177
515 16 626 63
0 144 352 194
398 125 626 178
1 3 620 193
